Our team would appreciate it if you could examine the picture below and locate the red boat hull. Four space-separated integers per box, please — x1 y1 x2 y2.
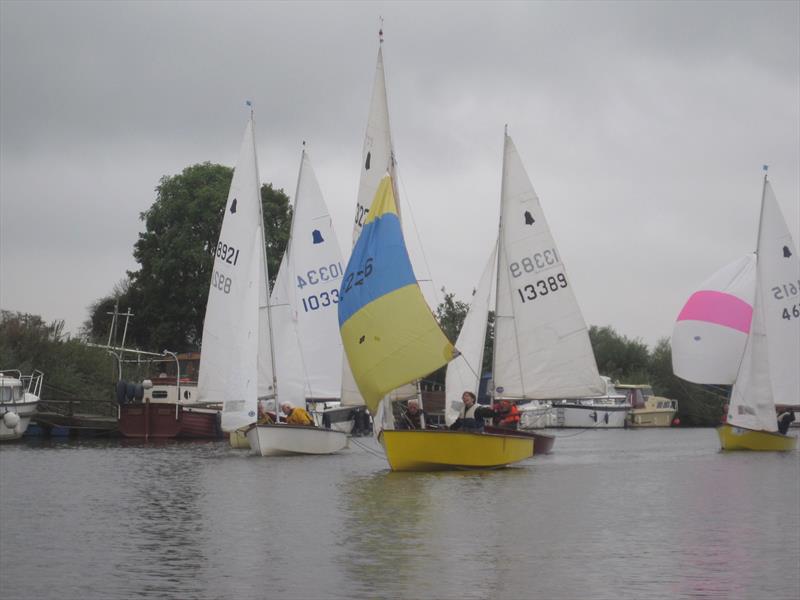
118 402 222 440
483 425 555 455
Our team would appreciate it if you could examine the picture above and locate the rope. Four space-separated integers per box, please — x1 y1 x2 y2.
348 436 386 460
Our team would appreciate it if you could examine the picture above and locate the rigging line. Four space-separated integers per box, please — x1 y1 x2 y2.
348 436 386 460
396 171 443 310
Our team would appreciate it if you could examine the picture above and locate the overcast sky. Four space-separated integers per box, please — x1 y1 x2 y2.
1 0 798 349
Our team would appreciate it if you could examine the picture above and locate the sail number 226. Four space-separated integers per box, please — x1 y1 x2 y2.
517 274 568 303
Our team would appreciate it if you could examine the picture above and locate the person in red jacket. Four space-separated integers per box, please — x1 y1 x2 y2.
493 399 520 430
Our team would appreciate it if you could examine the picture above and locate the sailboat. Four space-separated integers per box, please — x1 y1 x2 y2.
446 130 605 455
323 35 417 435
339 174 534 471
673 172 798 451
248 146 349 455
197 114 347 456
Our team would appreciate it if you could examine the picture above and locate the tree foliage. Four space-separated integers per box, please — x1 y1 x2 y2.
1 311 114 404
85 162 291 352
589 325 650 383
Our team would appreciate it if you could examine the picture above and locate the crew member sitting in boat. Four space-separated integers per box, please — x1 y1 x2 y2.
450 391 493 432
777 407 796 435
280 402 314 426
492 399 520 430
398 398 426 430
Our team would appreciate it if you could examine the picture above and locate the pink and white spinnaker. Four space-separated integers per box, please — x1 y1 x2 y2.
671 254 756 384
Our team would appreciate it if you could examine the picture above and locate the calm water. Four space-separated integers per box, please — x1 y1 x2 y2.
1 429 798 600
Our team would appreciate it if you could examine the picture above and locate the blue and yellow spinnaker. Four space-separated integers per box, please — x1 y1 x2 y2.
338 176 455 414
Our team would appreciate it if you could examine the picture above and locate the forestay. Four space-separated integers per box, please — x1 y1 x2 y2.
338 176 455 414
198 117 274 431
271 150 344 404
671 254 755 385
728 181 799 430
444 244 496 425
493 133 603 400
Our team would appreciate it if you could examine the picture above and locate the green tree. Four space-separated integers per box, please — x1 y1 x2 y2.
87 162 291 351
648 337 727 426
0 311 115 405
589 325 650 383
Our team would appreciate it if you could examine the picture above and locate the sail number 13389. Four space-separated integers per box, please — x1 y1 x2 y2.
517 274 568 303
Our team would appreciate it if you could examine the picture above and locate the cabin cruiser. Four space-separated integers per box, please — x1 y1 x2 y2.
550 376 631 428
618 384 679 427
0 370 42 440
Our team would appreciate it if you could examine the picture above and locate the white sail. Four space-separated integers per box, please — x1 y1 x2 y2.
341 44 396 407
493 133 603 400
271 150 344 404
671 254 756 384
444 244 497 425
198 117 272 431
728 180 800 430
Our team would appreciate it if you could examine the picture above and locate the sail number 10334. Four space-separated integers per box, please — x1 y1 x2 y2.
517 274 568 303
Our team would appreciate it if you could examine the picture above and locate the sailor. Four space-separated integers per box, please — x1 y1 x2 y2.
777 408 795 435
280 402 314 426
398 398 425 430
450 391 493 432
492 399 521 430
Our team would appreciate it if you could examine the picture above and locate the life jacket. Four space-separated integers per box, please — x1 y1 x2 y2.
498 404 520 427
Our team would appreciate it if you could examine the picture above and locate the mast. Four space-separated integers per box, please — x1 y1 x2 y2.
251 105 279 403
755 166 769 255
490 127 507 408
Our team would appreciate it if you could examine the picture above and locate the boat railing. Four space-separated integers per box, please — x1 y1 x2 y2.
1 369 44 399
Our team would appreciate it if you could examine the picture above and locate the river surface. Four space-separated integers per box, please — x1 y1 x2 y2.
1 428 798 600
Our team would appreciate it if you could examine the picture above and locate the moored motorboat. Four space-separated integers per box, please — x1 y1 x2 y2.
380 429 533 471
619 384 678 427
0 370 42 441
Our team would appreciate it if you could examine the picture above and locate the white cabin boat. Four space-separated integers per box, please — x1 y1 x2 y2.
0 370 42 440
550 376 630 428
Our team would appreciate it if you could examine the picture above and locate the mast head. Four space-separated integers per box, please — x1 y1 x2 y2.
379 16 384 44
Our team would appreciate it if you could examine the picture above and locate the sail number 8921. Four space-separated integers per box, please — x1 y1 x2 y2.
517 274 568 303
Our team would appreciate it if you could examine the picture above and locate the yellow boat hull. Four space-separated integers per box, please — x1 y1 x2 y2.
381 429 534 472
717 424 797 451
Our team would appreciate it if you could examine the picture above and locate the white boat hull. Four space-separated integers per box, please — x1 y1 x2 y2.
0 399 39 441
553 403 629 428
245 424 349 456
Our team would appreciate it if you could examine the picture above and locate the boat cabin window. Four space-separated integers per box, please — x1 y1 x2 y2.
1 385 22 402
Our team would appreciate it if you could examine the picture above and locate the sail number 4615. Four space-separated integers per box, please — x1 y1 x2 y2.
517 274 568 303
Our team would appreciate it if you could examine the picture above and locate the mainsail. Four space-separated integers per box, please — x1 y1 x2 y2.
338 176 455 414
727 179 800 430
671 254 756 384
493 133 603 400
198 117 273 431
270 149 344 405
